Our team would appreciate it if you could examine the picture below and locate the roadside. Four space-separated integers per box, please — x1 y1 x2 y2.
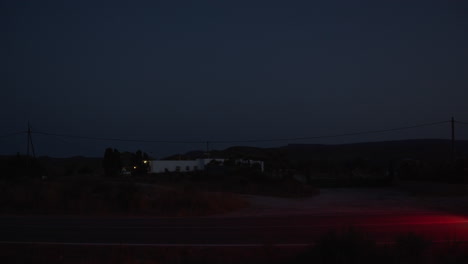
2 174 467 218
221 186 468 217
0 177 249 217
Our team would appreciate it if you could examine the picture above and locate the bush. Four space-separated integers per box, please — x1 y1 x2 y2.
0 177 249 216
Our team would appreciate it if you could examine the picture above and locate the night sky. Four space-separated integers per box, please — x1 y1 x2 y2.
2 0 468 158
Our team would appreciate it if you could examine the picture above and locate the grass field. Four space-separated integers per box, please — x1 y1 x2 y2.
0 176 249 217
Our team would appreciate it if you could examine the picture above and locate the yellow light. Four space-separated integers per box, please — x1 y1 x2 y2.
143 160 148 164
133 166 137 169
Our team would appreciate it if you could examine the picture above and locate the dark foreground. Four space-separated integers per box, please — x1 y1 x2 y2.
1 213 468 245
2 213 468 263
2 242 463 264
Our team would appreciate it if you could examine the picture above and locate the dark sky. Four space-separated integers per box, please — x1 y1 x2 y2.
2 0 468 158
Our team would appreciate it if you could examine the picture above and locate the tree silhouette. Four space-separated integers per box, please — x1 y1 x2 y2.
103 148 122 177
132 150 149 175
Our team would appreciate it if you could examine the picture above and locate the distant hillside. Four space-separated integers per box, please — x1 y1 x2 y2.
281 139 468 162
169 139 468 162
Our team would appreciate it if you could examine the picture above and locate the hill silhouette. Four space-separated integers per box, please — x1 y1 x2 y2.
170 139 468 162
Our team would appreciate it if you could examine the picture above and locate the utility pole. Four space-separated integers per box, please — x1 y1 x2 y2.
451 116 455 162
26 122 36 158
26 122 36 170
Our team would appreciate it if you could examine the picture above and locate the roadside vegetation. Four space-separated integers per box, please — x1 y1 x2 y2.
0 175 248 216
0 153 251 216
132 169 320 198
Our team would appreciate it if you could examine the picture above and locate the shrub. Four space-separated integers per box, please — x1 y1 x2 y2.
0 178 248 216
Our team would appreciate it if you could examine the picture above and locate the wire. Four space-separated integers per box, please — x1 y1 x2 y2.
32 131 204 144
455 121 468 125
31 120 450 144
211 120 451 143
0 131 27 138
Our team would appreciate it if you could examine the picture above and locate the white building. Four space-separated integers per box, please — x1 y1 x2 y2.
149 158 264 173
149 160 202 173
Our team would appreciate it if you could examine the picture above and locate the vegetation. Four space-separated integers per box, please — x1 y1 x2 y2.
102 148 151 177
0 139 466 217
0 154 46 180
102 148 122 177
0 176 248 216
140 166 319 198
207 141 468 185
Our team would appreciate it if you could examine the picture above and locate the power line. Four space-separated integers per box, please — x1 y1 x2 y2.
31 120 450 144
455 121 468 125
32 131 204 144
212 120 451 143
0 131 27 139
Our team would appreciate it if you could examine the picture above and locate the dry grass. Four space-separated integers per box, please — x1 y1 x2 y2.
138 173 320 198
0 177 249 217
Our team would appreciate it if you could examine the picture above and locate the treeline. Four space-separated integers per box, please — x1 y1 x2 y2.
208 146 468 185
102 148 150 177
262 157 467 185
0 147 153 180
0 154 46 180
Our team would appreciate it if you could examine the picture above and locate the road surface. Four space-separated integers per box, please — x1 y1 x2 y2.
1 213 468 246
